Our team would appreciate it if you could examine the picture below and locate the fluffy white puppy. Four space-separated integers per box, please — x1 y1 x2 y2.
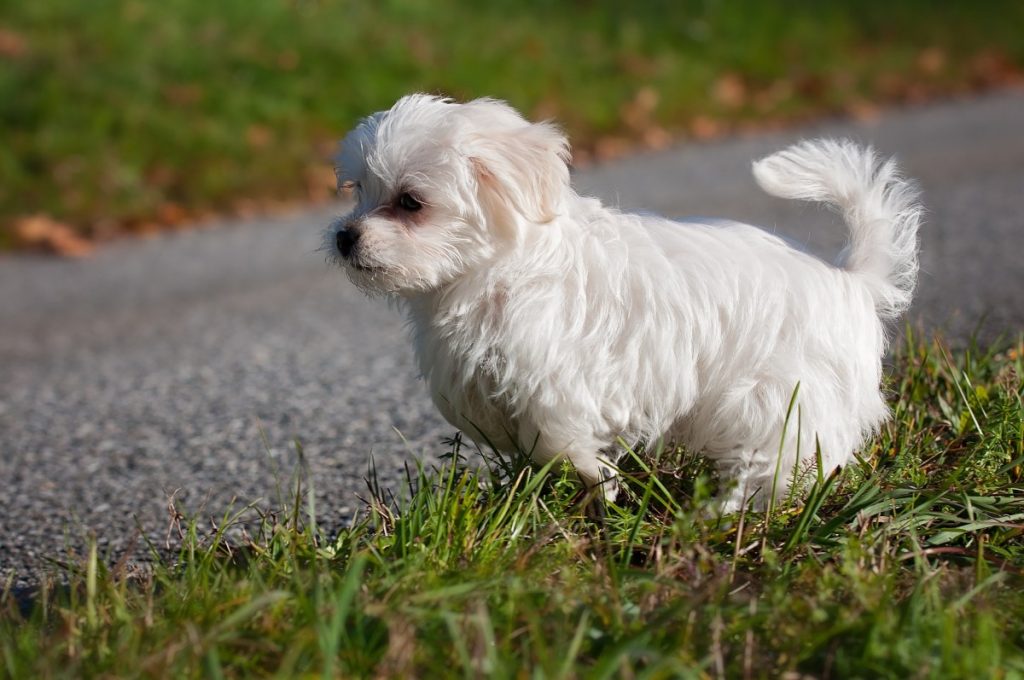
325 94 921 512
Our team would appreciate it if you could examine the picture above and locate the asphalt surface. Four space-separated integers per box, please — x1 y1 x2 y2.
2 90 1023 588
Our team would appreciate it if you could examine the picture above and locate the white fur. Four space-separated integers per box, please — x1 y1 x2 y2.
325 95 921 512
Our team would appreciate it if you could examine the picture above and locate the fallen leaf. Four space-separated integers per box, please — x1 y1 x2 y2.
846 99 881 122
0 26 27 59
157 202 188 225
132 221 163 236
232 198 260 218
970 49 1021 86
795 73 827 98
14 215 93 257
276 49 300 71
246 124 273 148
163 83 203 107
593 136 630 161
752 80 794 113
689 115 722 140
917 47 946 75
568 148 593 168
642 125 672 151
620 87 659 131
305 164 337 202
712 73 746 109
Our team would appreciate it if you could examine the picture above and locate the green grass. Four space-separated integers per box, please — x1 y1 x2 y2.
3 333 1023 677
2 0 1023 247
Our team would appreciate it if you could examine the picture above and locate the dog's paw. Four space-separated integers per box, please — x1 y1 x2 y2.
598 465 620 503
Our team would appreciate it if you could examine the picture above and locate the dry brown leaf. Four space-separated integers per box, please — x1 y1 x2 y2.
752 80 795 113
846 99 881 122
642 125 672 151
569 148 593 168
689 115 722 140
132 221 163 236
917 47 946 75
795 74 827 98
713 73 746 109
232 198 261 218
157 202 188 225
14 215 93 257
620 87 659 131
593 136 631 161
874 72 907 98
276 49 300 71
245 124 273 149
0 26 27 59
970 49 1023 86
305 164 337 202
162 83 203 107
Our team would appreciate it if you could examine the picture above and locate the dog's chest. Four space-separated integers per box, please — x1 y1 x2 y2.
413 312 519 450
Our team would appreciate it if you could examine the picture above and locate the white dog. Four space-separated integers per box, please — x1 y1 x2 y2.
325 94 920 512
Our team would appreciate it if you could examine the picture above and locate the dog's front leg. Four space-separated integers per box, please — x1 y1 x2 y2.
524 429 621 504
573 450 620 504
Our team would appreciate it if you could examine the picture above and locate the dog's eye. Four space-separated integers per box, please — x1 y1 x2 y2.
397 192 422 212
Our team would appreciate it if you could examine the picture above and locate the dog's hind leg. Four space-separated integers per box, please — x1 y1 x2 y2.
712 448 775 514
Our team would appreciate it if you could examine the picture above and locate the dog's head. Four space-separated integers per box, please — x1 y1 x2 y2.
325 95 570 295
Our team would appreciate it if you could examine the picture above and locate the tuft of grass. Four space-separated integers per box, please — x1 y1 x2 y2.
2 333 1023 677
1 1 1023 247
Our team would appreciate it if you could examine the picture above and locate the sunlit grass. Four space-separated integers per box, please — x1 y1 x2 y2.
3 333 1023 677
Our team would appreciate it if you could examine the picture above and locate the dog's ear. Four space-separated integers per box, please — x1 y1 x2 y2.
461 99 571 234
335 110 387 187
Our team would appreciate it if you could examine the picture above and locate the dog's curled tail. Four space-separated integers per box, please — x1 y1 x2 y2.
752 139 921 320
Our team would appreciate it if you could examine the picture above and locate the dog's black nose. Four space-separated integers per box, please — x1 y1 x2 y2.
336 228 358 259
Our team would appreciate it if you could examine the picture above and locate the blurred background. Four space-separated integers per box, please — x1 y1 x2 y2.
1 0 1022 254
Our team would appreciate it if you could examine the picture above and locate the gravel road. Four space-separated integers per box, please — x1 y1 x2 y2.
2 90 1023 588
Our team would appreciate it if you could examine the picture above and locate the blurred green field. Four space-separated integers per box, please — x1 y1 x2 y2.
1 0 1022 249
